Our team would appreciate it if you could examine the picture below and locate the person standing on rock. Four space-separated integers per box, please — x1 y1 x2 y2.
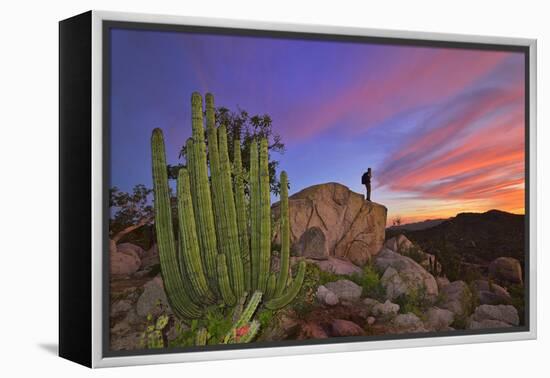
361 168 372 201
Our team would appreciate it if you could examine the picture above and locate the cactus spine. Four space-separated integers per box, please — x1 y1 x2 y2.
152 92 305 340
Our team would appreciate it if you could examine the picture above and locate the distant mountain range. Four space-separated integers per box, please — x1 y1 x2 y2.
387 218 447 232
386 209 525 265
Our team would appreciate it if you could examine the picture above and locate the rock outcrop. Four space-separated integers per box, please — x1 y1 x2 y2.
330 319 365 337
425 307 455 331
471 280 511 305
316 285 340 306
310 257 362 276
439 280 473 316
372 300 400 318
324 280 363 303
272 183 387 266
392 313 428 333
385 234 441 275
374 248 438 300
110 249 141 276
467 304 519 329
489 257 523 285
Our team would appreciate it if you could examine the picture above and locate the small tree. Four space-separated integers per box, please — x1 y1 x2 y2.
392 216 402 227
168 107 286 195
109 184 154 251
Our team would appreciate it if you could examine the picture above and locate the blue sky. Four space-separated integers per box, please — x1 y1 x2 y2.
110 28 525 223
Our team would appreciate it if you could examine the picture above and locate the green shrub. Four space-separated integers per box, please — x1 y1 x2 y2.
168 319 199 348
451 315 469 330
288 262 318 319
508 284 525 325
402 245 425 265
168 306 234 347
257 308 275 329
350 264 386 301
394 285 430 318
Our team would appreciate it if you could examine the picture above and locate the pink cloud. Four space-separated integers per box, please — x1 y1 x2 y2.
281 48 513 140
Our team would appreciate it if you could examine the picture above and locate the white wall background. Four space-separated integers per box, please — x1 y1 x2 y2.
0 0 546 376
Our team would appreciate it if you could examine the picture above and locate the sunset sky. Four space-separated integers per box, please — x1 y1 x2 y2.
110 28 526 225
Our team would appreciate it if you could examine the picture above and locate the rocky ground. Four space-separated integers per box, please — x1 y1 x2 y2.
109 183 525 351
109 234 524 351
257 234 523 342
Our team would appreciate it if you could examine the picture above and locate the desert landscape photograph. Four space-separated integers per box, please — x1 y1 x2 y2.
106 27 527 352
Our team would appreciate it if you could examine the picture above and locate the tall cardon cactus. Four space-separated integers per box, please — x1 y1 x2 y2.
151 92 306 343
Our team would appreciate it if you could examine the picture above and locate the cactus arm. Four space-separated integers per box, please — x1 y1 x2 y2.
265 260 307 310
265 272 277 299
274 171 290 298
235 290 263 328
249 140 260 290
231 292 248 324
218 124 245 298
216 253 236 306
258 139 271 291
233 139 251 292
238 320 260 343
195 327 208 346
177 168 216 304
189 93 218 287
224 291 263 343
151 128 202 319
205 94 225 253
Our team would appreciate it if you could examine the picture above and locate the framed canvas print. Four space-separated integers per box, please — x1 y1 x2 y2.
59 10 537 368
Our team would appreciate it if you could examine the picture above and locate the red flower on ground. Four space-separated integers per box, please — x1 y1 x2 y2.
235 325 251 338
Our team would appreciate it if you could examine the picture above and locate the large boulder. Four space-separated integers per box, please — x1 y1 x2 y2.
110 251 141 275
309 257 362 276
467 304 519 329
272 183 387 265
392 313 428 333
315 285 339 306
324 280 362 302
489 257 523 285
372 300 400 318
425 307 455 331
385 234 441 275
136 276 171 317
298 322 328 340
330 319 365 337
374 248 438 300
117 243 146 259
384 234 414 253
110 299 133 317
140 244 159 269
471 280 511 305
439 281 473 316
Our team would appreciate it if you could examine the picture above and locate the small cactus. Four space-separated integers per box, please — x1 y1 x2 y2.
141 314 169 349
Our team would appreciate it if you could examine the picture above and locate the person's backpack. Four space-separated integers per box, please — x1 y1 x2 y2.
361 172 368 185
